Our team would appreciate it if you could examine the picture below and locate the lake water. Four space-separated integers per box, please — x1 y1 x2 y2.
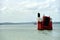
0 24 60 40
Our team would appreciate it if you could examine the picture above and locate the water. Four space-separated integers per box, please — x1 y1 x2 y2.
0 24 60 40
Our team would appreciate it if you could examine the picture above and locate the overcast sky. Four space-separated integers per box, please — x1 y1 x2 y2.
0 0 60 23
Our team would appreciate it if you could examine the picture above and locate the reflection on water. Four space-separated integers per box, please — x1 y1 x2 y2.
0 24 60 40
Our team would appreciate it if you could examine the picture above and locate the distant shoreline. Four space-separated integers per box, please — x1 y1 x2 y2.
0 22 60 25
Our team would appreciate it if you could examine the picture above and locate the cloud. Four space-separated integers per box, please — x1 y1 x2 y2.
0 0 60 22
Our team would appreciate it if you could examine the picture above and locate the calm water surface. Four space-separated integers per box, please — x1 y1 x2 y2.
0 24 60 40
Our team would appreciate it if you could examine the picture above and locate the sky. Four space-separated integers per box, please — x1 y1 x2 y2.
0 0 60 23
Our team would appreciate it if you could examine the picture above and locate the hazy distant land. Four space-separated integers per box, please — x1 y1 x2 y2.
0 22 60 25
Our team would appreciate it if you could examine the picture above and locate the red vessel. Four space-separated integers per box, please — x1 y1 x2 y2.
37 13 52 30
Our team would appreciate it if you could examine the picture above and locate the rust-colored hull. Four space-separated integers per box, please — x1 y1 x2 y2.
38 16 52 30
